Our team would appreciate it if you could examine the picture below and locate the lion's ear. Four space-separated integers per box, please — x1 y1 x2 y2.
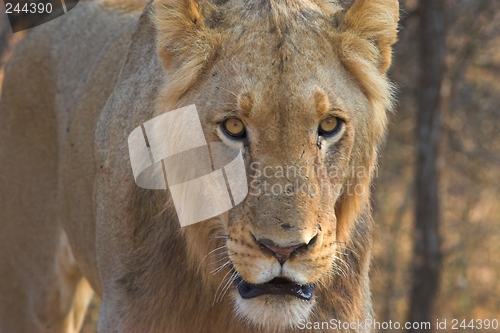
154 0 219 68
153 0 221 102
336 0 399 73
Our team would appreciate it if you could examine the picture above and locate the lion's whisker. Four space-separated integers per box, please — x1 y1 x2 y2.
211 253 229 261
207 249 229 259
316 279 328 290
217 270 237 303
208 255 230 266
211 260 231 275
332 262 347 278
208 245 228 255
333 242 360 259
208 234 228 244
213 269 233 306
199 245 228 267
334 255 351 271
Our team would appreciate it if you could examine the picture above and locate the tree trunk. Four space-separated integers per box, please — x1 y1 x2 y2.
407 1 446 332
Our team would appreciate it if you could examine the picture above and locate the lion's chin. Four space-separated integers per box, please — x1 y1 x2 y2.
230 289 315 332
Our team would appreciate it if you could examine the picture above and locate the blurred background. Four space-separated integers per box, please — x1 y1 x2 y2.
1 0 499 332
372 0 500 332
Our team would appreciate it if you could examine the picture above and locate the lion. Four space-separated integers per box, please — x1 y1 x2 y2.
0 0 399 332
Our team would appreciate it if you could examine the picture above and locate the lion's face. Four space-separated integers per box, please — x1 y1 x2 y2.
179 37 370 330
154 0 398 330
209 65 361 329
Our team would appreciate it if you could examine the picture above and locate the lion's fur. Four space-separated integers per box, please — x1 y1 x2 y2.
0 0 398 332
100 0 148 13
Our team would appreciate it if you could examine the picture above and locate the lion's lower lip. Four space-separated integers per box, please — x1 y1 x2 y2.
235 277 314 300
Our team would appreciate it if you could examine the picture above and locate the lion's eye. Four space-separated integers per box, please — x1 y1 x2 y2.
222 118 246 138
318 116 342 137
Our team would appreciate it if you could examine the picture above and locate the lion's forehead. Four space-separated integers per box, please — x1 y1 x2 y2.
216 4 344 75
204 57 368 126
191 8 373 126
207 50 368 123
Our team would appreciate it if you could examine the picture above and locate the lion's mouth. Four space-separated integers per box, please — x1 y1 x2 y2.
235 277 314 300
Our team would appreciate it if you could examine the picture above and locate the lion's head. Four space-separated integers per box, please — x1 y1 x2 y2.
152 0 398 330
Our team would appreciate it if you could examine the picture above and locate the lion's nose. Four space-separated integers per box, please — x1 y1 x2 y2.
258 238 313 265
